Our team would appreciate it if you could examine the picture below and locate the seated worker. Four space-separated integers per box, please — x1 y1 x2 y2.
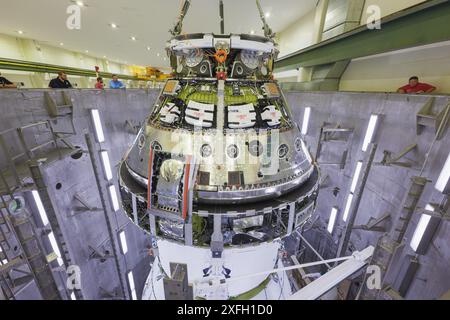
49 71 73 89
95 77 104 89
397 76 436 94
109 75 126 89
0 72 17 89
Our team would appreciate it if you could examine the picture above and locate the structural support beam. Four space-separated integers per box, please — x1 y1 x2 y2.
29 161 83 300
275 0 450 71
337 143 378 258
289 246 374 300
359 176 429 300
84 134 127 300
10 212 62 300
0 57 140 81
321 0 366 41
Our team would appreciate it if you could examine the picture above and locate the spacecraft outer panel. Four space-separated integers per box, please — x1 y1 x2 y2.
152 239 281 298
119 32 321 300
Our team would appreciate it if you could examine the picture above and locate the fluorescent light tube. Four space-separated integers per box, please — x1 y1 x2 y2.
410 205 434 252
101 151 113 181
327 207 338 234
301 107 311 135
362 115 379 152
119 231 128 254
109 185 120 212
127 271 137 300
32 190 49 226
91 109 105 143
343 194 354 222
48 232 63 266
350 161 363 193
435 152 450 193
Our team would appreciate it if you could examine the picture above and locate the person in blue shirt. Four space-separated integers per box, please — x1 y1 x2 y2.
109 74 126 89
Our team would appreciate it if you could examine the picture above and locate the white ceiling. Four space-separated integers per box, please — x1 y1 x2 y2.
0 0 317 68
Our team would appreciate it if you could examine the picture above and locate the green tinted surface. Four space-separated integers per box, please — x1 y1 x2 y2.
178 84 218 105
224 86 258 106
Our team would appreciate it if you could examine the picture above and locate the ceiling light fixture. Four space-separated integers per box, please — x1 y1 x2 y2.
265 12 271 18
76 1 85 7
110 23 118 29
17 30 24 34
60 42 64 46
147 46 151 51
131 36 137 41
250 30 255 35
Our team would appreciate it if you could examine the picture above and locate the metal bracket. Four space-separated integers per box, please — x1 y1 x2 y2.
88 245 114 262
99 286 123 300
70 193 102 215
380 285 405 300
0 257 25 276
125 120 141 135
376 143 417 168
315 123 354 170
353 212 391 232
163 263 194 300
36 226 53 236
12 274 34 288
417 98 450 140
417 203 450 221
211 215 224 258
319 173 330 187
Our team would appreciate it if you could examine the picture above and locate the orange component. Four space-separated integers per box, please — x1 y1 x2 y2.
214 49 228 64
182 156 192 220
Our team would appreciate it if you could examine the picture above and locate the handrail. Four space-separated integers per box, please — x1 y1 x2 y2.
0 57 140 81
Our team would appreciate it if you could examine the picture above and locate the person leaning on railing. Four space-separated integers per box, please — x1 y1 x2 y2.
0 72 17 89
95 77 104 89
48 71 73 89
397 76 436 94
109 74 126 89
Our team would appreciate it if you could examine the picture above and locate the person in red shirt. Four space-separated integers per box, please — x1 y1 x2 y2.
397 76 436 94
95 77 104 89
